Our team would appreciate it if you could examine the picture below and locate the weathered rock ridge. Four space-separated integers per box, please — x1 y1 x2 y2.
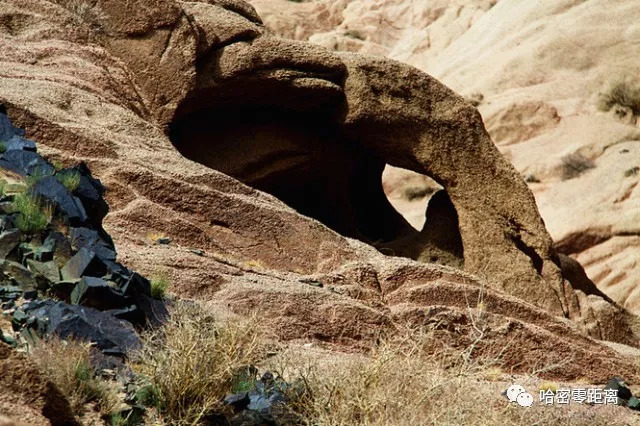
0 0 638 388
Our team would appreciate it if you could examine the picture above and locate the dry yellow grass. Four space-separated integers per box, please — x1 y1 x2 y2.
29 337 120 417
266 328 637 426
135 304 264 425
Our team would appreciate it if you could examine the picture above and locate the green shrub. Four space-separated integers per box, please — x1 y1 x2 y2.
25 167 53 188
150 271 170 300
13 193 53 233
597 80 640 116
0 142 6 153
56 171 81 192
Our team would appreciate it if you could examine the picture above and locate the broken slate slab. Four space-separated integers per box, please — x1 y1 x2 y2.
0 230 21 260
71 276 125 310
70 227 116 263
17 299 141 357
31 176 88 225
0 150 54 177
1 260 38 291
60 247 106 280
27 259 61 283
2 135 36 152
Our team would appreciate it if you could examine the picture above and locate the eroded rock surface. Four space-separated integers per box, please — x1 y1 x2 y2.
0 0 638 391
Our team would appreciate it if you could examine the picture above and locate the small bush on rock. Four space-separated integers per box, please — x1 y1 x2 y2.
56 170 82 192
150 271 170 300
597 80 640 117
560 153 595 180
13 192 53 233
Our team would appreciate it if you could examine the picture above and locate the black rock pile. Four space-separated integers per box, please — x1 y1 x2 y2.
0 109 166 356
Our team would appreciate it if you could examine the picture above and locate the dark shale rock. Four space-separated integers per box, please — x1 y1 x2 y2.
3 135 36 152
0 285 22 301
132 293 169 326
49 280 77 302
70 227 117 263
0 230 21 260
0 150 54 176
70 276 125 310
121 272 151 298
605 377 633 402
60 247 107 280
2 260 39 290
27 259 61 283
70 163 109 225
31 175 88 225
17 300 141 357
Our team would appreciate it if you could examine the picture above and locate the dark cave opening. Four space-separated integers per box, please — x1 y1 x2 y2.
169 105 464 266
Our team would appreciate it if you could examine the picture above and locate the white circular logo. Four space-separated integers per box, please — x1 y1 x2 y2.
506 384 526 402
516 392 534 407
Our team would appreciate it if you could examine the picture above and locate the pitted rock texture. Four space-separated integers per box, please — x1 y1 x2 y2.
249 0 640 314
0 0 639 389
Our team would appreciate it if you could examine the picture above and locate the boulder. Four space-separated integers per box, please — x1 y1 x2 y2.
70 276 126 310
60 247 107 280
31 175 88 225
16 300 141 357
26 259 60 283
70 227 117 263
0 150 54 177
0 230 21 260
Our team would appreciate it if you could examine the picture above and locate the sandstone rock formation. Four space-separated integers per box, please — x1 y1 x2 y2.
0 0 639 397
249 0 640 314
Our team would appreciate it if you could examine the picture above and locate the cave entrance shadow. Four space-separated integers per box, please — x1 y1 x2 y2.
169 105 464 267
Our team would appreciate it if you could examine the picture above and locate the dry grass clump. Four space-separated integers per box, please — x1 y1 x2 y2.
560 153 595 180
135 303 265 425
269 327 633 426
597 80 640 117
50 0 107 32
29 337 120 417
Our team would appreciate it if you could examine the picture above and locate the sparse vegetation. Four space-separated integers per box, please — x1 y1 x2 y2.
624 166 639 178
269 327 630 425
12 192 53 233
51 0 107 33
560 153 595 180
150 270 170 300
403 186 432 201
135 304 264 424
56 170 81 192
597 80 640 117
466 92 485 107
30 337 120 416
25 167 52 187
